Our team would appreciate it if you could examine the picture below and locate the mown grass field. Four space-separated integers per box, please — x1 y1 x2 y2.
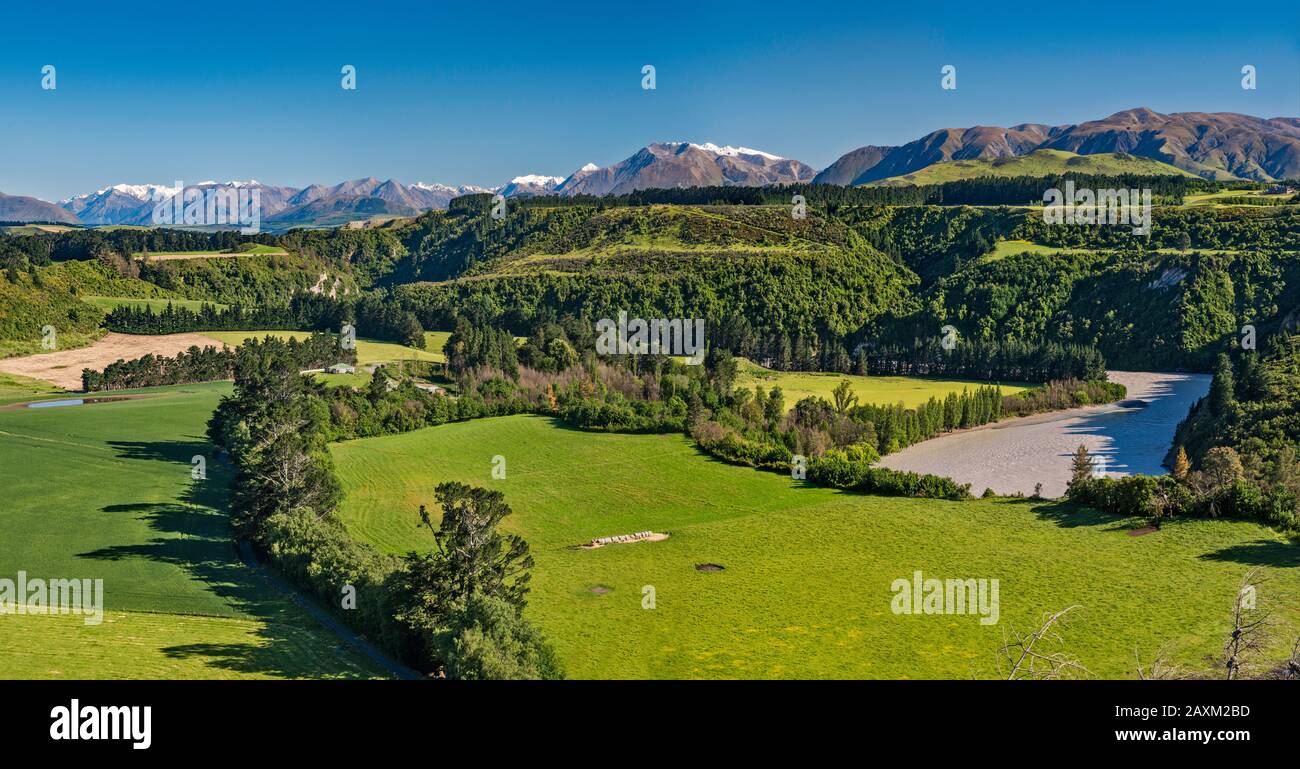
868 149 1197 187
985 240 1084 260
986 239 1253 261
0 224 79 235
1182 190 1295 207
735 358 1030 409
201 330 445 365
423 330 451 357
0 381 387 679
131 244 286 259
0 371 63 405
82 295 230 312
332 414 1300 679
4 610 376 679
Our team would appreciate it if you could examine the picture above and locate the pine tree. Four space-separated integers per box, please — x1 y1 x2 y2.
1068 444 1095 495
1210 353 1236 417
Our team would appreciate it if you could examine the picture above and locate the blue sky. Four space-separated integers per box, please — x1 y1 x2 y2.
2 1 1298 201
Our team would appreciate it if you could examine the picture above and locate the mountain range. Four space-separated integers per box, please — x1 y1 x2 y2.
4 109 1297 228
815 108 1300 185
0 193 82 224
553 142 818 196
55 178 495 228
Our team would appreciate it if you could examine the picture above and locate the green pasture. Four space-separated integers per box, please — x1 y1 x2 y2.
734 358 1031 410
331 414 1300 679
82 295 230 312
200 330 445 365
0 381 387 679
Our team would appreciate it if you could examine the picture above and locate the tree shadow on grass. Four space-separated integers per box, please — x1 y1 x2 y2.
159 633 376 680
1031 500 1135 532
1198 539 1300 569
108 437 206 463
80 500 266 610
74 438 381 679
108 437 230 508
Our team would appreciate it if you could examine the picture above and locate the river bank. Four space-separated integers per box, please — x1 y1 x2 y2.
877 371 1212 497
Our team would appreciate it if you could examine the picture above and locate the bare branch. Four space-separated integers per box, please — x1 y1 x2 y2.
998 605 1091 680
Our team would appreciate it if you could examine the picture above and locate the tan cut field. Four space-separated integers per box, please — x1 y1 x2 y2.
0 332 223 390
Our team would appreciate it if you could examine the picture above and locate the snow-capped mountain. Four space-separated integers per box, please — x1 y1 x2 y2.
56 178 492 226
406 182 493 208
500 143 813 199
61 183 181 225
268 178 494 227
16 109 1298 229
61 181 299 225
44 144 816 226
552 142 816 197
690 142 786 160
550 163 601 194
497 175 566 197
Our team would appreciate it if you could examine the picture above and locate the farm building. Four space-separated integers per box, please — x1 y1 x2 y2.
326 363 356 374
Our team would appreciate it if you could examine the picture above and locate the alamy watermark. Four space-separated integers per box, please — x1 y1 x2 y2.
50 699 151 750
595 311 706 364
1043 180 1151 235
890 570 999 625
0 571 104 625
151 180 261 234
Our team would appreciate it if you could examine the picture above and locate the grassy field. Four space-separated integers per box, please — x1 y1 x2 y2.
0 381 387 679
131 244 286 259
985 240 1084 260
1183 190 1295 207
82 295 231 312
0 371 64 405
423 330 451 358
201 330 445 366
985 239 1256 261
332 414 1300 679
313 372 369 388
4 609 377 679
0 331 106 362
868 150 1197 187
735 358 1030 409
0 224 79 235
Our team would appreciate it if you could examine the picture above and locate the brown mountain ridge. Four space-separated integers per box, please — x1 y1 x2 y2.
815 108 1300 185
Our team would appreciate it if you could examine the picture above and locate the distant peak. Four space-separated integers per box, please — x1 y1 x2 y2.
195 179 260 187
1106 107 1164 123
691 142 785 160
509 174 564 185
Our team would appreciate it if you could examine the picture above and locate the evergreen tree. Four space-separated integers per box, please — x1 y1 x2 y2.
1209 353 1236 417
1068 444 1095 493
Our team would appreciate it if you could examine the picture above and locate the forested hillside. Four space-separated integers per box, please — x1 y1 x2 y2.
0 259 177 356
3 178 1298 374
375 198 1300 374
0 238 361 355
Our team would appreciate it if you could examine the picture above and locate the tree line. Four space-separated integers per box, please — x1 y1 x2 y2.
497 172 1209 211
206 336 561 678
1 227 276 265
102 290 425 348
81 331 352 391
428 314 1127 500
858 338 1107 382
1059 338 1300 536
